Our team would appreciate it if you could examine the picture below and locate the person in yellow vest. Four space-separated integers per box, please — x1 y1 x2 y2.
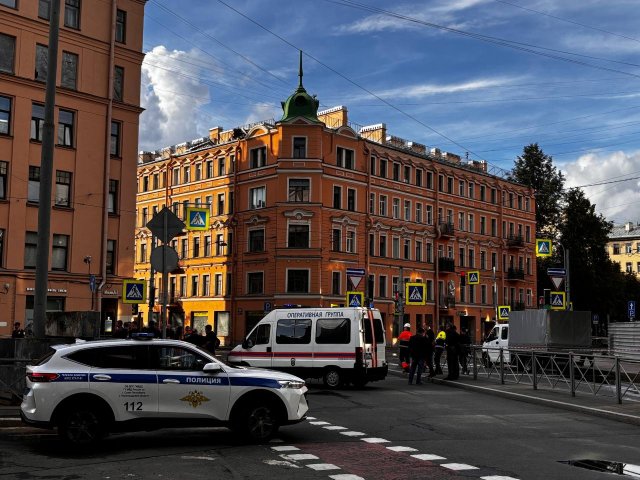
398 323 412 372
434 328 446 375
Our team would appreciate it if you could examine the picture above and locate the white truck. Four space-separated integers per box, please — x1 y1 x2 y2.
228 307 388 388
482 309 592 365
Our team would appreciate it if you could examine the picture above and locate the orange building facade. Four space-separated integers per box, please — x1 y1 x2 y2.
0 0 145 334
135 71 536 346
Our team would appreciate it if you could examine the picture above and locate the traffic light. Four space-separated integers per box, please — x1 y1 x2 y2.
460 272 466 287
131 303 139 315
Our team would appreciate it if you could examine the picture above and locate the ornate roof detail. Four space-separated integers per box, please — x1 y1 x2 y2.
283 208 314 220
280 51 321 124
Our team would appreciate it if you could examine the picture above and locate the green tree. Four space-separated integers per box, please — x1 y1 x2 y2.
508 143 565 237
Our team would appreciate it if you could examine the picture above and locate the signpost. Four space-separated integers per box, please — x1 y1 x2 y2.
550 291 566 310
123 279 146 304
467 271 480 285
185 207 210 231
629 300 636 321
346 291 364 307
405 282 426 306
497 305 510 321
536 239 552 257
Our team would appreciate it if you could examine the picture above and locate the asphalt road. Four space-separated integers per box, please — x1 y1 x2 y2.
1 373 639 479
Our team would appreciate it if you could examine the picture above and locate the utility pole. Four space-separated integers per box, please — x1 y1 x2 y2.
564 247 571 309
147 235 156 328
33 0 61 338
398 266 405 330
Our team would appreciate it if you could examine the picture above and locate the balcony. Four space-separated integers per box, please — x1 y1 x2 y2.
438 256 455 272
438 221 455 237
506 234 524 248
439 295 456 309
507 267 525 280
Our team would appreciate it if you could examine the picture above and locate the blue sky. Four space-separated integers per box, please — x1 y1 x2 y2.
140 0 640 224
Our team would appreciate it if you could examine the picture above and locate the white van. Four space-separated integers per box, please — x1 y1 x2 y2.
482 323 510 364
228 307 388 388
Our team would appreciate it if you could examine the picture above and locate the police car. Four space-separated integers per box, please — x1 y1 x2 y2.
20 335 309 446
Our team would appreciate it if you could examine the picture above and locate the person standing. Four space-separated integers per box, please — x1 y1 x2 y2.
397 323 412 372
408 327 429 385
425 323 436 377
444 324 460 380
459 328 471 375
203 324 220 354
434 328 446 375
11 322 25 338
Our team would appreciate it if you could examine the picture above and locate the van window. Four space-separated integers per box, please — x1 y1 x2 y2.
363 315 385 344
501 326 508 340
276 318 312 344
316 318 350 344
247 324 271 345
486 327 498 342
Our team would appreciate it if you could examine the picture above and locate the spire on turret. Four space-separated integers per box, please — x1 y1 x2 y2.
280 51 320 123
298 50 303 89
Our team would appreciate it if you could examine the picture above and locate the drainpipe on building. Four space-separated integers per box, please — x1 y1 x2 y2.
96 0 117 326
434 167 441 328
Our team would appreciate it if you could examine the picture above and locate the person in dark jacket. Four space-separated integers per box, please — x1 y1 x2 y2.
444 324 460 380
408 327 429 385
425 324 436 377
203 324 220 354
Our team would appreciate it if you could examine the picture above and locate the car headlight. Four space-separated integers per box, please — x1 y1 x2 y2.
278 380 305 389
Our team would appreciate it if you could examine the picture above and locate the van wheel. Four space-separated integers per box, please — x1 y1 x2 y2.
58 406 106 447
323 368 342 388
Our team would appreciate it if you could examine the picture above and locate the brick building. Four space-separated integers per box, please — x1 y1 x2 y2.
135 64 536 345
0 0 145 334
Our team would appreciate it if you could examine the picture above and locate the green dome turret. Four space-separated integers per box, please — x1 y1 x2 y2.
280 51 321 123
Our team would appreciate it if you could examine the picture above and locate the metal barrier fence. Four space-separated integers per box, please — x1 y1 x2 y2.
445 346 640 404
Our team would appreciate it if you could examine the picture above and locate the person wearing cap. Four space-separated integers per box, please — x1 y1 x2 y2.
398 323 412 373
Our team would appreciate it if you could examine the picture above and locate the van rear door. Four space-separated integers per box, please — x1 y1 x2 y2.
362 309 385 368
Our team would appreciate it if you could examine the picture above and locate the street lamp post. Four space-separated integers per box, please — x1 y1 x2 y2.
84 256 93 310
557 243 571 309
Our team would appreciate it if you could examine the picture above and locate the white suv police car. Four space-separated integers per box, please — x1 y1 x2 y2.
21 336 309 446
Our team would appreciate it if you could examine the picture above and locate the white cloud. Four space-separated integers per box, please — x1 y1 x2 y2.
563 150 640 224
376 77 517 99
139 46 211 151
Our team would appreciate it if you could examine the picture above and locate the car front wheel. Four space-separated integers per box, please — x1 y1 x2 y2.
58 407 106 447
233 402 280 442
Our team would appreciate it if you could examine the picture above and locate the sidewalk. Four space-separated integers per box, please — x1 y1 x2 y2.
386 347 640 426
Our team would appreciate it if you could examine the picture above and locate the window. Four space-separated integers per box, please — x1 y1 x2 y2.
626 262 632 273
52 234 69 270
206 160 213 178
403 239 410 260
480 185 486 201
379 158 387 178
293 137 306 158
336 147 355 169
35 44 48 82
379 275 387 297
370 156 376 175
415 240 423 262
392 198 399 219
333 186 342 209
347 188 355 211
217 193 224 215
491 188 497 204
153 174 159 190
415 169 422 186
469 182 474 199
426 242 433 263
393 163 400 181
317 318 350 344
491 218 497 237
113 66 124 101
379 195 387 216
179 277 186 297
38 0 51 19
57 109 74 147
404 200 410 221
415 203 422 223
447 177 454 193
250 146 267 168
0 96 10 135
64 0 80 28
203 235 211 256
215 234 225 255
28 166 40 202
332 228 341 252
192 237 200 258
612 244 620 255
247 272 263 294
288 179 310 202
346 230 355 253
626 243 633 254
191 275 199 296
109 121 121 156
0 161 7 199
108 180 118 214
31 104 45 141
426 171 433 189
218 157 225 176
194 163 201 181
59 51 79 90
276 318 312 344
0 33 15 74
392 237 400 259
248 229 265 252
106 240 116 274
0 0 16 7
331 271 341 295
115 9 126 43
287 270 309 293
459 180 465 196
288 224 309 248
426 205 433 225
379 234 387 257
201 274 210 296
24 232 38 268
404 165 411 183
250 186 265 209
55 170 71 207
183 166 190 183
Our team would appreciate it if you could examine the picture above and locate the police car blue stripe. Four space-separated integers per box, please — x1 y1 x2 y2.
229 377 281 388
90 373 157 383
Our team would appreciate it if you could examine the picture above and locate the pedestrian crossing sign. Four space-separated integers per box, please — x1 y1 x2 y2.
550 291 566 310
405 282 426 305
186 207 210 231
467 271 480 285
123 279 147 304
497 305 510 320
536 239 552 257
346 291 364 307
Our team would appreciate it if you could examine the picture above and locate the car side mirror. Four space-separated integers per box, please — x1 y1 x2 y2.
242 339 254 349
203 362 222 373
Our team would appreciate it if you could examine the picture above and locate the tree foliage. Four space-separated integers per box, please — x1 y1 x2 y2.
508 143 565 236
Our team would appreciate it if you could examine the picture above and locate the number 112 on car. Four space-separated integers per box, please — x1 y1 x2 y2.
123 401 142 411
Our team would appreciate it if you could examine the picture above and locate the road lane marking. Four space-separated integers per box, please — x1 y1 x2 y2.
271 446 300 452
323 426 347 430
481 476 520 480
329 475 366 480
361 438 390 443
307 463 341 471
309 421 331 425
280 454 319 461
411 454 446 461
442 463 479 470
264 460 301 468
340 431 366 436
387 446 418 452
